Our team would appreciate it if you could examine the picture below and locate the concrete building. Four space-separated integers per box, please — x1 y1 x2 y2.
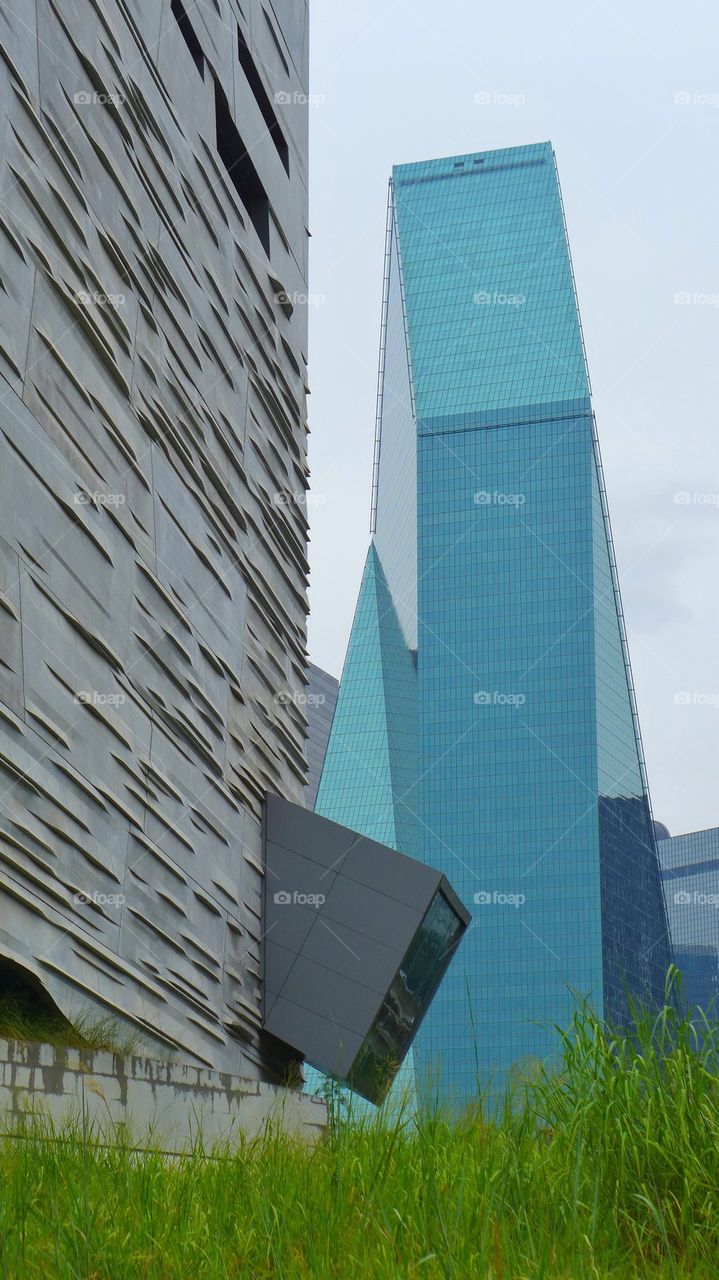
304 662 339 807
0 1 468 1106
0 0 312 1082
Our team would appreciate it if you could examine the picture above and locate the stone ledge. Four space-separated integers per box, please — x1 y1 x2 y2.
0 1040 327 1150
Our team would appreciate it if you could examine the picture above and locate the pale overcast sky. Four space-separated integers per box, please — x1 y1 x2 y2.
305 0 719 837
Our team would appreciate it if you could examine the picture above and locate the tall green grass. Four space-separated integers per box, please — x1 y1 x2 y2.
0 982 716 1277
0 995 140 1056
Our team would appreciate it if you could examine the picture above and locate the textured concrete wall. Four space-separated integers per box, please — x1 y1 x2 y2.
0 0 310 1082
304 662 339 807
0 1039 327 1148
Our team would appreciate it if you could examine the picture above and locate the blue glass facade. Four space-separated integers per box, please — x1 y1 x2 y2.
658 827 719 1016
315 143 672 1108
307 546 419 1110
314 544 418 854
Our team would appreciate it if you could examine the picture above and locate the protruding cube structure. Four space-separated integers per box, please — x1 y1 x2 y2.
263 796 470 1103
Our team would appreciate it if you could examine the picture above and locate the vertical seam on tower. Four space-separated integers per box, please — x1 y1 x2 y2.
392 186 418 428
369 180 394 536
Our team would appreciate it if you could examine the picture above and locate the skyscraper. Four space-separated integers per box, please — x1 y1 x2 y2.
657 825 719 1017
315 143 673 1106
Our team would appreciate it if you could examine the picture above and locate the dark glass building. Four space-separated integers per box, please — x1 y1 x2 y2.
314 143 673 1107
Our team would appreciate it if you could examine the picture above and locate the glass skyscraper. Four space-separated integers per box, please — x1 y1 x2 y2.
657 825 719 1017
315 142 673 1108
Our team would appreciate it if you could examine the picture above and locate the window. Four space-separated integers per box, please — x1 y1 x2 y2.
238 28 290 175
214 79 270 255
171 0 204 78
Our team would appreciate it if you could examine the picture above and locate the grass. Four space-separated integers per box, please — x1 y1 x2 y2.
0 995 141 1056
0 979 717 1277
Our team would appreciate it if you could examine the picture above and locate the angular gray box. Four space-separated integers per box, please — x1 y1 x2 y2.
262 795 470 1103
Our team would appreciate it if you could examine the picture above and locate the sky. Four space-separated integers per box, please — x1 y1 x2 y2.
305 0 719 837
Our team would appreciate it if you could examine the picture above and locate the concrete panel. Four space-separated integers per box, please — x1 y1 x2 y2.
298 912 405 992
266 997 363 1077
279 955 386 1031
320 876 423 949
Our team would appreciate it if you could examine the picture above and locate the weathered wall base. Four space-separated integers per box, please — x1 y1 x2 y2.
0 1040 326 1151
